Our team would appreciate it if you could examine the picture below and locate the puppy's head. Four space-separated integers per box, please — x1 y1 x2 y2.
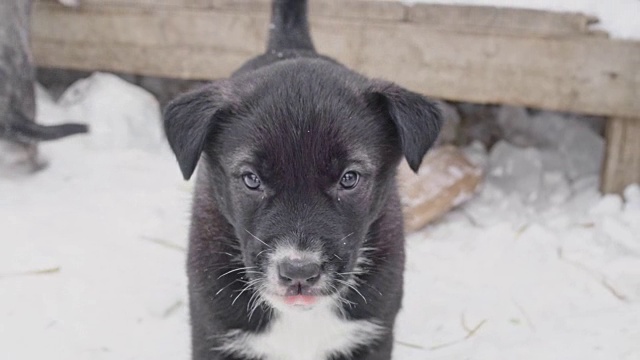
164 60 441 310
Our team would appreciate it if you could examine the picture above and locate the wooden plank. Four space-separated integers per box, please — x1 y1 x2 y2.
601 118 640 194
65 0 213 9
33 4 267 51
355 23 640 119
407 4 599 37
64 0 407 21
308 0 405 22
61 0 599 33
32 41 249 79
31 2 640 119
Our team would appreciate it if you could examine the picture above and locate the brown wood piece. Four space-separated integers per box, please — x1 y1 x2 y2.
601 118 640 194
399 146 483 232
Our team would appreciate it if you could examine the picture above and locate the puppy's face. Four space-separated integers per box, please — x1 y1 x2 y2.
164 61 442 310
214 85 400 310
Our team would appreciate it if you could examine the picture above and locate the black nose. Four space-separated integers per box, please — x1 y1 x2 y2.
278 260 321 286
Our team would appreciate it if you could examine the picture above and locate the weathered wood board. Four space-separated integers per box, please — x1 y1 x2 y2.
32 0 640 119
602 118 640 194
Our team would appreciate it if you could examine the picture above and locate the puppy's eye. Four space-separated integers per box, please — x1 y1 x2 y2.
242 173 261 190
340 171 359 189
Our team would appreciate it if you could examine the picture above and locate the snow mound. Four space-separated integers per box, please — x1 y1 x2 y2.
486 106 604 209
56 72 165 151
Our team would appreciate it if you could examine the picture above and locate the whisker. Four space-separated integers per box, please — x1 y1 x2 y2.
236 278 262 288
245 229 272 249
329 284 355 308
339 270 384 297
335 278 368 304
248 282 267 322
232 281 256 306
337 271 365 276
215 279 242 296
217 266 256 280
247 287 261 311
339 232 354 242
242 271 263 276
255 249 271 258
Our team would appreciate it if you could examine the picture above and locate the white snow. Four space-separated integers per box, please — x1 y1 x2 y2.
57 0 80 7
1 75 639 360
56 73 165 151
407 0 640 40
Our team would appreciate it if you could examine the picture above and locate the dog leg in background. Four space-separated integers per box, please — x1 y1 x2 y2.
0 0 88 175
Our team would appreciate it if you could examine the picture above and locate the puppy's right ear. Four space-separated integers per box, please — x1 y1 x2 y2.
365 81 443 173
163 82 234 180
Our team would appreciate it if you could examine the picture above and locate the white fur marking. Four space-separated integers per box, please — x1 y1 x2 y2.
217 300 383 360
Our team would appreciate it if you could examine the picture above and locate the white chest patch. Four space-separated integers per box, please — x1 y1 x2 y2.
218 302 383 360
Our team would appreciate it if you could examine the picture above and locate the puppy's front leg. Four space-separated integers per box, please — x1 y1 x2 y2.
191 330 246 360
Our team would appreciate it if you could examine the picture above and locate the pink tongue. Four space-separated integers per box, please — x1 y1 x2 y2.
284 295 316 305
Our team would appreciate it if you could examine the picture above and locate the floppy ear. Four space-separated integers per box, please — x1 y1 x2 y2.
163 81 234 180
366 82 443 173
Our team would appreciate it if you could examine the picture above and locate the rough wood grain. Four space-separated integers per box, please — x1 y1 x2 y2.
407 4 599 37
32 2 640 119
71 0 212 9
602 118 640 194
47 0 600 34
355 24 640 119
60 0 407 21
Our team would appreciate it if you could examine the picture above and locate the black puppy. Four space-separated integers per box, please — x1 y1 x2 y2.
163 1 442 359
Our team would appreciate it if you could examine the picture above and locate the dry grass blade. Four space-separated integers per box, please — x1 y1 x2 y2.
512 298 536 331
463 318 487 339
141 235 186 252
0 266 61 279
424 315 487 351
162 300 184 318
602 279 628 301
395 340 426 350
558 248 628 302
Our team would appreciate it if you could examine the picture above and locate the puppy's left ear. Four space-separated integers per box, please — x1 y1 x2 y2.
366 82 443 172
163 81 235 180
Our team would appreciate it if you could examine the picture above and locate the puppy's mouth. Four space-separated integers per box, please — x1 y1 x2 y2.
264 280 328 309
284 294 317 306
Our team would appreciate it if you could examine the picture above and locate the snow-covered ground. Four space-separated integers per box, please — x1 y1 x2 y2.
409 0 640 40
1 73 639 360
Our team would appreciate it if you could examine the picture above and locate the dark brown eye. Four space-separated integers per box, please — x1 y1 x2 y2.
242 173 261 190
340 171 359 189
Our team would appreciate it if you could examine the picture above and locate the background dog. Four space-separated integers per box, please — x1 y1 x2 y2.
163 0 442 359
0 0 87 174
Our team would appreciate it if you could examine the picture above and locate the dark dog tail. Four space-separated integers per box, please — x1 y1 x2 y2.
267 0 315 52
1 119 88 143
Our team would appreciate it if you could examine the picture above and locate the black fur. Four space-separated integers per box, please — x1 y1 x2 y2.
163 1 442 359
268 0 315 51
